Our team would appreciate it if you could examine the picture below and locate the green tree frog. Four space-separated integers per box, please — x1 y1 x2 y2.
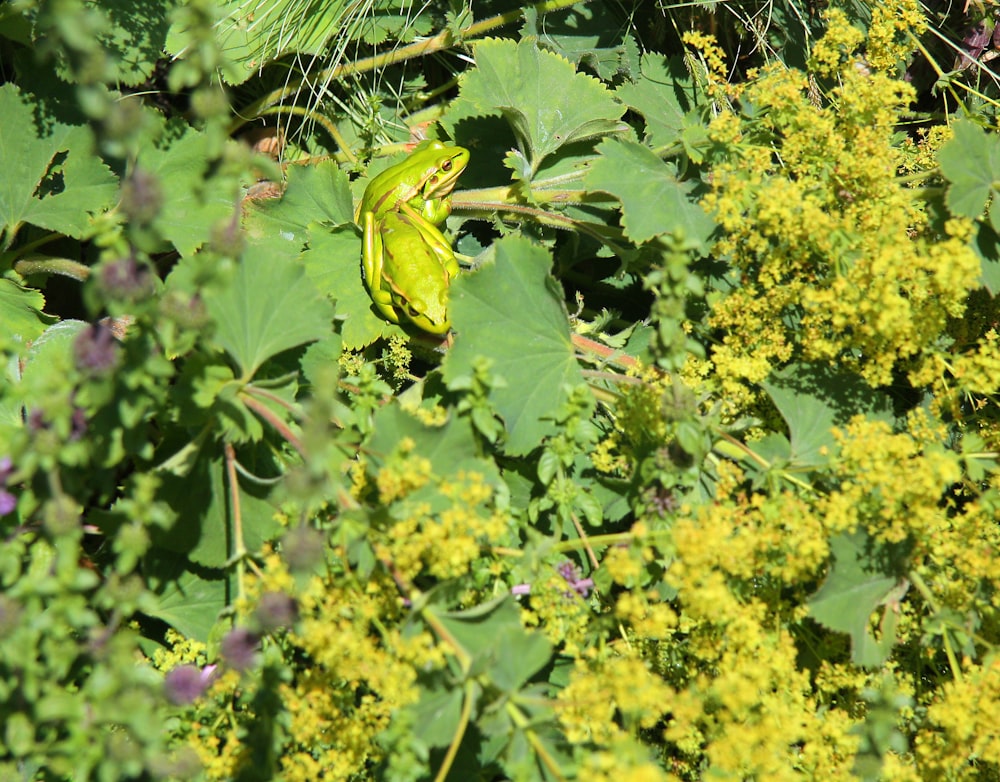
356 140 470 334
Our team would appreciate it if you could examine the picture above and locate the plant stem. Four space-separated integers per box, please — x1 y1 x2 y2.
231 0 590 132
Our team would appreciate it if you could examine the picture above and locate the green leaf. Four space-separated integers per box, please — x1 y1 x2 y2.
368 404 498 484
245 161 355 249
430 596 552 686
207 242 334 377
449 38 626 172
301 225 396 349
142 551 230 642
615 53 706 148
154 453 283 568
807 530 911 667
96 0 175 86
443 237 584 455
0 83 118 249
137 126 238 256
973 221 1000 295
0 278 51 346
762 363 894 469
939 121 1000 227
521 3 641 81
585 138 716 248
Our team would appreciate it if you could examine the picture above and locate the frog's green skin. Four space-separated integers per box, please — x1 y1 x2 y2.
355 140 470 226
363 210 460 335
357 140 470 334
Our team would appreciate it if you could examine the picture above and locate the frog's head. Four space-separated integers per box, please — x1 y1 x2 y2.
419 143 470 201
398 280 451 335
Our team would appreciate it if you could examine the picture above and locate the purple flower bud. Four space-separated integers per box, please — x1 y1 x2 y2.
255 592 298 633
74 323 120 377
164 664 211 705
220 627 260 671
120 167 163 226
557 561 594 598
0 490 15 516
99 255 154 303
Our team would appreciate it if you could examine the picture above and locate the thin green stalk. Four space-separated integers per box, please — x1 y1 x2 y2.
231 0 590 132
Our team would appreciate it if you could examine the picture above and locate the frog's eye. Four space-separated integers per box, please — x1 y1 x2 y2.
442 159 453 172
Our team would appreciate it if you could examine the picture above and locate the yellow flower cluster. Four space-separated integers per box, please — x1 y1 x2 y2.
373 469 507 582
916 656 1000 776
700 10 981 401
866 0 926 71
278 574 435 780
818 417 961 543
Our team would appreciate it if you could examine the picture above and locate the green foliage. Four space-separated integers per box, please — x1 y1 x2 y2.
3 0 1000 780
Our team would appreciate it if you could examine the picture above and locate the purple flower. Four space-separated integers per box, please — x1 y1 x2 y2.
99 254 154 302
74 323 120 377
0 457 15 516
164 664 217 705
255 591 298 633
221 627 261 671
558 561 594 599
511 583 531 596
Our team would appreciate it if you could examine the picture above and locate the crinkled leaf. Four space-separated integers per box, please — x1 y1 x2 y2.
142 551 231 642
245 160 355 249
207 242 333 378
443 237 583 455
96 0 175 85
521 3 641 81
762 363 894 469
368 404 500 486
136 127 236 256
0 83 117 249
429 596 551 685
449 38 626 172
973 220 1000 295
302 225 396 349
585 138 716 248
0 278 51 345
615 53 706 147
807 530 911 667
939 121 1000 229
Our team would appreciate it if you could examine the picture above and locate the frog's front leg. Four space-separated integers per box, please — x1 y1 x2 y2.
398 203 461 280
362 211 403 324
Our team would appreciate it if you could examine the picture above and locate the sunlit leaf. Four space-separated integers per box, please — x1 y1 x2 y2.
443 236 583 455
0 84 117 249
585 138 716 248
207 242 333 377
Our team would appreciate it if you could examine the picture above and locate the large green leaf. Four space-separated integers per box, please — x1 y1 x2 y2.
443 237 583 455
0 83 118 249
939 121 1000 231
448 38 626 173
245 161 355 249
154 453 283 569
429 596 552 686
0 278 51 346
368 404 500 486
615 53 706 148
762 363 894 469
136 127 239 256
807 530 911 667
142 551 231 643
301 225 396 349
585 138 716 248
207 242 334 378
